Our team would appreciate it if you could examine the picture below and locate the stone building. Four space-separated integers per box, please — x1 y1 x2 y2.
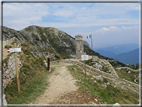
75 35 85 59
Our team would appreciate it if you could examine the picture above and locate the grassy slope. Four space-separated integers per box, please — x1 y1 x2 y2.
116 69 139 84
68 65 139 104
4 41 55 104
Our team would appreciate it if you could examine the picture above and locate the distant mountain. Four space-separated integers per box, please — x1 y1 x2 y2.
94 43 139 58
112 48 140 65
94 50 116 58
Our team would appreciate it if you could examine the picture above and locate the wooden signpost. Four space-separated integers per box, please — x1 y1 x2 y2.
81 55 88 78
7 43 23 93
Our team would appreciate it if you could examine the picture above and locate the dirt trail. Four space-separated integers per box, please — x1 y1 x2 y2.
31 63 78 104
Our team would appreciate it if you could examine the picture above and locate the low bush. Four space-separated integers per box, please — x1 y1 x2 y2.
5 45 12 48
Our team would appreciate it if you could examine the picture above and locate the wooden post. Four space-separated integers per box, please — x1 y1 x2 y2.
14 43 20 93
48 57 50 71
85 60 86 78
84 60 86 78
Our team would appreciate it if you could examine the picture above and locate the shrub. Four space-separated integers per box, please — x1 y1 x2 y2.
55 54 60 59
103 78 108 83
5 45 12 48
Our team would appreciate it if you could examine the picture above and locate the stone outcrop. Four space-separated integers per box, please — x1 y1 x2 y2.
3 53 22 89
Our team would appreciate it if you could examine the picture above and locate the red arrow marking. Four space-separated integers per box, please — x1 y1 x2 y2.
7 48 10 53
21 48 23 51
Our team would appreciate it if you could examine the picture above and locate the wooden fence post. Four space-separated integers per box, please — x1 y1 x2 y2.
48 57 50 71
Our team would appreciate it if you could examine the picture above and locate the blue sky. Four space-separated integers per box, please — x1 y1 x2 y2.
3 2 140 49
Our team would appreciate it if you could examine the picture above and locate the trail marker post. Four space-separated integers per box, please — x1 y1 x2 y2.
7 43 23 93
14 43 20 93
47 57 50 71
81 55 88 78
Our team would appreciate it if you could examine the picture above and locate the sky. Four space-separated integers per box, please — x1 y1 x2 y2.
2 1 140 49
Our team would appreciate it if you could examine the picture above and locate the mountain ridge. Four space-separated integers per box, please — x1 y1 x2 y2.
3 25 128 67
94 43 139 55
112 48 140 65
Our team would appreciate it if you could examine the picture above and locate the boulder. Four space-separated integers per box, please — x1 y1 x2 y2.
94 80 97 83
106 82 110 85
96 76 103 81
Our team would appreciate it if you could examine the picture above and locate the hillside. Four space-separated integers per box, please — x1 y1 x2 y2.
3 25 141 68
3 25 91 59
2 26 114 62
2 25 140 105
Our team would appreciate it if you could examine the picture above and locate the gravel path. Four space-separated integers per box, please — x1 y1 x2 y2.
31 63 78 104
116 67 141 72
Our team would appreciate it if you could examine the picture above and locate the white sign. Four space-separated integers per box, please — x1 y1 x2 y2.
81 55 88 60
7 48 23 53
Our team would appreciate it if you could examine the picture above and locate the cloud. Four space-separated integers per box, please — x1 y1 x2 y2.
3 3 49 29
2 3 140 31
52 9 75 17
95 26 120 33
91 25 139 48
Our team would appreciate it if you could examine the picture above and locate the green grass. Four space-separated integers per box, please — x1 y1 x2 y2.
4 44 55 104
4 45 12 48
5 64 54 104
68 65 139 104
116 69 139 84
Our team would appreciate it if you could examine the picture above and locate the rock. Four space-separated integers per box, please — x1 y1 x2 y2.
113 103 121 107
93 75 96 79
94 80 97 83
3 63 6 67
44 62 47 68
3 94 7 106
128 71 131 73
104 84 107 87
114 85 116 88
106 82 110 85
96 76 103 81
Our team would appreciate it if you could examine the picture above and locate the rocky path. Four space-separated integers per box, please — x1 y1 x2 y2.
30 63 100 104
101 59 119 78
116 67 141 72
30 63 78 104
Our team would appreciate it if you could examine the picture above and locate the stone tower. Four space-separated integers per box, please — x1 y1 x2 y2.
75 35 85 59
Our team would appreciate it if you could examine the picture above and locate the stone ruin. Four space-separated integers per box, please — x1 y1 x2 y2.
75 35 85 59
